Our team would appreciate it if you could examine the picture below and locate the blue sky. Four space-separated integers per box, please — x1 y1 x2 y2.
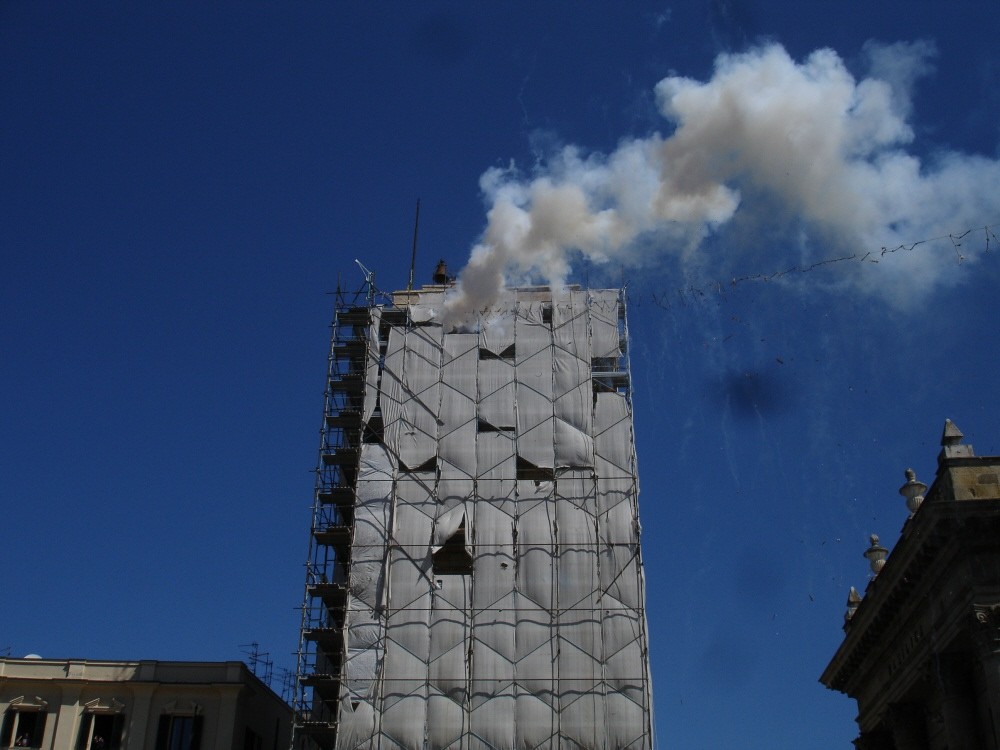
3 3 1000 748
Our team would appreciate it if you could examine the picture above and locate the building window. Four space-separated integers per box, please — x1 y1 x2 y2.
243 727 263 750
479 344 515 360
515 455 555 482
1 709 46 749
477 419 514 433
432 517 473 575
399 456 437 473
155 715 203 750
363 412 384 443
76 713 124 750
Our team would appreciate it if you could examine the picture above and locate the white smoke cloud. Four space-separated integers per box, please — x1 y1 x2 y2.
442 42 1000 323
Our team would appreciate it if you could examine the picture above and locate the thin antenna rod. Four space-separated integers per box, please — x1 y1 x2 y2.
355 259 376 305
408 199 421 291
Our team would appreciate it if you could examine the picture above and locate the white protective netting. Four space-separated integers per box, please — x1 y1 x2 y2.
336 288 652 749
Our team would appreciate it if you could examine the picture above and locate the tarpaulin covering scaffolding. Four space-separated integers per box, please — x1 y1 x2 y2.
295 285 653 750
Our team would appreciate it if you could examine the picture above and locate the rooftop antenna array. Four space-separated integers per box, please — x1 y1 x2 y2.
239 641 274 688
278 667 297 704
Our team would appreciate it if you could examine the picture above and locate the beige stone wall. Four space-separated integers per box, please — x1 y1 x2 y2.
0 658 290 750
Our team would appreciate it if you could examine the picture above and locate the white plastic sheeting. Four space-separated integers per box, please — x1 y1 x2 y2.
342 443 393 710
514 478 558 748
478 357 516 431
396 326 443 470
552 291 593 436
429 476 475 747
554 416 595 469
363 306 382 423
480 306 516 357
515 302 555 472
381 473 435 746
380 327 406 463
439 334 478 478
334 287 651 749
590 289 621 360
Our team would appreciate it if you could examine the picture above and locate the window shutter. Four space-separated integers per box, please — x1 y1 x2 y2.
189 715 204 750
110 714 125 750
155 716 170 750
0 711 13 747
33 713 47 747
75 714 93 750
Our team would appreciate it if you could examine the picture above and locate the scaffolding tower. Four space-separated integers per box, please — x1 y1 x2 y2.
292 279 653 749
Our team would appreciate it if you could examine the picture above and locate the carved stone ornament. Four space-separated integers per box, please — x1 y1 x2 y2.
972 603 1000 655
83 697 125 713
898 468 928 515
844 586 862 623
973 603 1000 628
7 695 49 709
864 534 889 575
162 700 203 715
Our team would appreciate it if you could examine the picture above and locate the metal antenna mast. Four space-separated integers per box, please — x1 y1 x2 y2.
408 199 421 291
355 259 376 306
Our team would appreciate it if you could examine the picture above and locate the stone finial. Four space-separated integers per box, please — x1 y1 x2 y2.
898 468 928 515
939 419 975 463
845 586 862 624
941 419 963 445
864 534 888 575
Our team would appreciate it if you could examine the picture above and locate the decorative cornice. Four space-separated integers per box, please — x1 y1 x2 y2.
973 602 1000 628
7 695 49 710
884 623 925 680
83 697 125 713
163 700 203 716
971 602 1000 657
822 500 1000 693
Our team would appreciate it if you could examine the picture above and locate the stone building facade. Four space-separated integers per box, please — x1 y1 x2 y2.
0 657 291 750
821 421 1000 749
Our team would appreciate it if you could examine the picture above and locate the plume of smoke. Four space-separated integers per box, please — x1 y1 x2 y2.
442 42 1000 324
